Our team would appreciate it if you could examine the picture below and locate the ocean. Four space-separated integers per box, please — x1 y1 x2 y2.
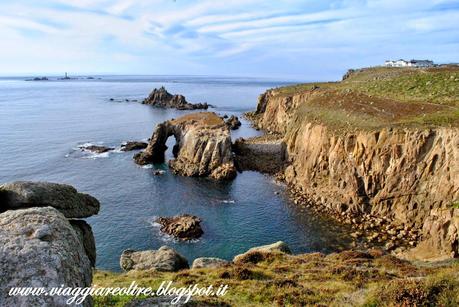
0 75 352 271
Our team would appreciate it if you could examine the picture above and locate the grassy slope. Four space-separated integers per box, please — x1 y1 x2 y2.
276 66 459 131
93 250 459 306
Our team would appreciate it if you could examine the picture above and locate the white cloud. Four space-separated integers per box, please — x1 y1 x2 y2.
0 0 458 77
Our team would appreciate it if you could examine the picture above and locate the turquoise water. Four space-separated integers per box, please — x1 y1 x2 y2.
0 76 352 271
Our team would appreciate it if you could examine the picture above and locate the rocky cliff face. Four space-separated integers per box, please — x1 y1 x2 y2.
0 181 99 306
252 89 459 261
134 112 237 180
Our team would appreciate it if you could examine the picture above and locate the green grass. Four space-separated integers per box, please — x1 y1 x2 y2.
342 68 459 106
92 251 459 306
264 66 459 130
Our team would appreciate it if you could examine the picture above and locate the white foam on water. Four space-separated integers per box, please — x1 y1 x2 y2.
141 164 154 169
82 152 110 159
221 200 235 204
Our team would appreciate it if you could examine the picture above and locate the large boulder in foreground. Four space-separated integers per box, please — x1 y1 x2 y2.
0 207 93 306
143 86 208 110
120 246 189 272
233 241 292 263
0 181 100 218
134 112 237 180
192 257 230 269
156 214 203 240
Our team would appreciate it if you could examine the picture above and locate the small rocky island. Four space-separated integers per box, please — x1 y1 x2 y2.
142 86 209 110
156 214 203 240
134 112 237 180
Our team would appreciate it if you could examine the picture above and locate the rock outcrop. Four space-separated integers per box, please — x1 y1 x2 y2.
79 144 114 153
121 141 148 151
251 87 459 261
142 87 208 110
0 181 100 218
134 112 237 180
233 136 286 174
120 246 189 272
0 181 99 306
156 214 203 240
233 241 292 263
0 207 94 306
225 115 241 130
191 257 230 269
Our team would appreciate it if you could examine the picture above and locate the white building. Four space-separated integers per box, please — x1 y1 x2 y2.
384 59 434 68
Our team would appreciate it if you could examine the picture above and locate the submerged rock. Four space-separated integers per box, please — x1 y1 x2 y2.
192 257 230 269
134 112 237 180
156 214 203 240
142 86 208 110
0 181 100 218
121 141 148 151
120 246 189 272
225 115 242 130
79 144 113 153
0 207 93 306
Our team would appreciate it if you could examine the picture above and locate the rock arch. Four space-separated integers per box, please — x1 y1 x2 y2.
134 112 237 180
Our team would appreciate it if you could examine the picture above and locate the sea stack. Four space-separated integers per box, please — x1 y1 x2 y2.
142 86 209 110
134 112 237 180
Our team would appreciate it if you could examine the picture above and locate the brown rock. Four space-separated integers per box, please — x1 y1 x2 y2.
156 215 203 240
121 141 148 151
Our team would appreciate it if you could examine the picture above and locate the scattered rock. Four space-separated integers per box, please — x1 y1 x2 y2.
121 141 148 152
79 145 113 154
120 246 189 272
192 257 230 269
156 215 203 240
0 207 93 306
0 181 100 218
142 86 208 110
26 77 49 81
154 170 166 176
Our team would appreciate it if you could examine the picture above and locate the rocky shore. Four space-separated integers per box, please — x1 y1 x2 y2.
0 181 99 306
142 87 209 110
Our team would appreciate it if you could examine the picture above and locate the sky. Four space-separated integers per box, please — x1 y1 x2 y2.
0 0 458 80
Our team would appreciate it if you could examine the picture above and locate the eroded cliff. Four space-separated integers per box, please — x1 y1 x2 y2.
134 112 237 180
249 66 459 260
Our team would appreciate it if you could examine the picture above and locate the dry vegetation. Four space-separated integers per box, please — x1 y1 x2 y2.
93 250 459 306
171 112 224 126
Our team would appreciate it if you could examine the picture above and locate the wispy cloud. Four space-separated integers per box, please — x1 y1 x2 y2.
1 0 458 78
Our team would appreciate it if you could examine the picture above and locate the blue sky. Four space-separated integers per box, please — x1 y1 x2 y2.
1 0 458 80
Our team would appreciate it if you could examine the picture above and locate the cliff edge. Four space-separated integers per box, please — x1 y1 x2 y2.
248 66 459 261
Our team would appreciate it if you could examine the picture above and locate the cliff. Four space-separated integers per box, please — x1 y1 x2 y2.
249 66 459 261
134 112 236 180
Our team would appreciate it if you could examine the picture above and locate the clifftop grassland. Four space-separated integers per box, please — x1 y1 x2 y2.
271 66 459 131
94 251 459 306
